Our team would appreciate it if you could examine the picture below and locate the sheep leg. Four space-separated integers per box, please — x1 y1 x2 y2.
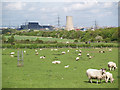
89 78 92 83
110 67 111 71
112 67 114 71
106 77 109 83
96 80 98 84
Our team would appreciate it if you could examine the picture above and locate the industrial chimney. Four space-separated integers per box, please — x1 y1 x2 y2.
66 16 74 31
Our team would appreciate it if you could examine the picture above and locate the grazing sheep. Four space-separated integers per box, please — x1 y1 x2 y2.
76 57 79 61
10 52 15 55
87 53 89 57
40 56 45 59
99 51 105 53
24 51 26 53
51 49 53 51
109 49 112 52
66 41 69 44
108 62 117 71
89 56 92 59
52 61 61 64
62 51 66 54
54 49 58 51
10 55 14 57
86 68 106 84
76 50 78 52
67 50 69 52
79 50 82 53
40 49 42 51
64 65 69 68
78 53 81 56
36 52 39 55
35 50 38 52
103 72 114 83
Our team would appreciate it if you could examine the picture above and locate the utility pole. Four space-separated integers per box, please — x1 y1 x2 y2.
94 20 98 30
58 15 60 28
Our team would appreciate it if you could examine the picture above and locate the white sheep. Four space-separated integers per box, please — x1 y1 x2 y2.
52 61 61 64
86 68 106 84
51 49 53 51
24 51 26 53
109 49 112 52
78 53 81 56
76 50 78 52
108 62 117 71
36 52 39 55
79 50 82 53
54 49 58 51
62 51 66 54
10 52 15 55
40 49 42 51
67 50 69 52
64 65 69 68
10 55 14 57
35 50 38 52
89 56 92 59
103 72 114 83
40 56 45 59
76 57 79 61
87 53 89 57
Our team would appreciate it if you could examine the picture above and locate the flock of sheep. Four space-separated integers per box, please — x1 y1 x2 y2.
8 48 117 84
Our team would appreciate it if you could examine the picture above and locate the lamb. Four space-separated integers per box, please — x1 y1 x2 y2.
79 50 82 53
54 49 58 51
67 50 69 52
78 53 81 56
108 62 117 71
76 57 79 61
40 56 45 59
24 51 26 53
86 68 106 84
89 56 92 59
62 51 66 54
10 55 14 57
35 50 38 52
103 72 114 83
36 52 39 55
64 65 69 68
109 49 112 52
10 52 15 55
51 49 53 51
40 49 42 51
87 53 89 57
76 50 78 52
52 61 61 64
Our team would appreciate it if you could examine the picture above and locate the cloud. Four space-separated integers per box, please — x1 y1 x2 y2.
5 2 26 10
29 7 36 11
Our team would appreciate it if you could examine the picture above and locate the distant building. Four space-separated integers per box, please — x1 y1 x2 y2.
19 22 54 30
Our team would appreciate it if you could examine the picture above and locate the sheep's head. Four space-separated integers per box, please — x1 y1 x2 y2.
101 68 106 75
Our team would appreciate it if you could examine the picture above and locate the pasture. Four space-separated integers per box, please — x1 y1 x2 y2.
5 35 74 43
2 48 118 88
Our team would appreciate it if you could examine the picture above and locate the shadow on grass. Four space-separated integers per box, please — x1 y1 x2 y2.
84 81 105 84
53 54 62 55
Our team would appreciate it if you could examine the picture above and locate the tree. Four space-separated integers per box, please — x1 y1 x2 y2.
2 35 6 43
8 35 15 45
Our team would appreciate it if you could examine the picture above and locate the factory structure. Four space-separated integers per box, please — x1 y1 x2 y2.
19 21 54 30
65 16 74 31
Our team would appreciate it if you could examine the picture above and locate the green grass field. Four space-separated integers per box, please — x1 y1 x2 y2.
5 35 74 43
2 48 118 88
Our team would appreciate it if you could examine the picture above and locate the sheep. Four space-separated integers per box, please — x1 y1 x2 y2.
66 41 69 44
24 51 26 53
87 53 89 57
35 50 38 52
54 49 58 51
52 61 61 64
108 62 117 71
86 68 106 84
10 52 15 55
64 65 69 68
67 50 69 52
51 49 53 51
40 49 42 51
62 51 66 54
35 52 39 55
99 51 105 53
40 56 45 59
89 56 92 59
78 53 81 56
103 72 114 83
76 57 79 61
10 55 14 57
79 50 82 53
76 50 78 52
109 48 112 52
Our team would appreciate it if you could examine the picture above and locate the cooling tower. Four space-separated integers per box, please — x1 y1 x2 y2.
66 16 74 31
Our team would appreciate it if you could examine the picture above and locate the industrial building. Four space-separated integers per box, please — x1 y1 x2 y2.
19 22 54 30
65 16 74 31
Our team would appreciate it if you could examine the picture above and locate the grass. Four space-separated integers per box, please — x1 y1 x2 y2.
2 48 118 88
5 35 75 43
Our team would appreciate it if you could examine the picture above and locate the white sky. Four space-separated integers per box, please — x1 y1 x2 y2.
1 0 119 27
